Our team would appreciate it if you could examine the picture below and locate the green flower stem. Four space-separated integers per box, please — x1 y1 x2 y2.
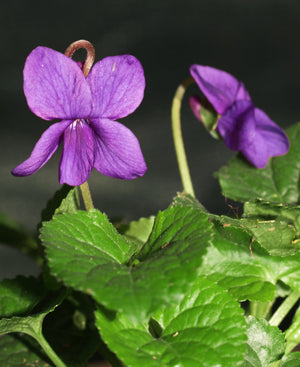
80 181 94 211
269 290 300 327
171 76 195 197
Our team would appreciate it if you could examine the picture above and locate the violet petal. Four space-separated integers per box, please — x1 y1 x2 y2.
12 120 72 176
23 47 93 121
87 55 145 120
241 130 271 168
190 65 250 114
217 100 256 151
90 118 147 179
218 102 289 168
218 102 269 167
239 107 289 168
236 82 251 101
59 120 95 186
251 107 290 160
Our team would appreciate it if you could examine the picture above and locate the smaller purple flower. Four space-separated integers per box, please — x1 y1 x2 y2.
189 65 289 168
12 46 147 185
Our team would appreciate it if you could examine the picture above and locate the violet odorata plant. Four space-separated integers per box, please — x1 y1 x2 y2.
1 40 300 367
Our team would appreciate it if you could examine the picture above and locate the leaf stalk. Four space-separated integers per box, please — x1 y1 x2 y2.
269 290 300 327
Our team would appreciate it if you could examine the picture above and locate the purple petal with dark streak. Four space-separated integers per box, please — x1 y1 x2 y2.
90 118 147 179
59 120 95 186
12 120 72 176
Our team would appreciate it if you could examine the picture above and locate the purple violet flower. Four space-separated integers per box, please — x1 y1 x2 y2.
190 65 289 168
12 46 147 186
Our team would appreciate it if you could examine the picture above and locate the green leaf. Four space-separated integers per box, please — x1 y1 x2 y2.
0 287 66 337
0 276 66 344
239 217 297 257
279 353 300 367
95 276 246 367
200 214 300 302
210 213 298 257
285 304 300 354
200 216 277 302
216 123 300 204
122 216 155 246
172 192 207 211
244 200 300 237
40 186 81 291
41 185 80 223
54 187 80 216
242 316 285 366
242 344 262 367
0 283 66 367
0 277 97 367
42 209 136 269
0 334 52 366
200 216 300 304
277 254 300 292
42 204 213 322
0 276 46 318
139 196 211 260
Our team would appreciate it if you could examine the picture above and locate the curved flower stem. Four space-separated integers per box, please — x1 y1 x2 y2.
171 77 195 197
64 40 95 77
269 290 300 327
80 181 94 211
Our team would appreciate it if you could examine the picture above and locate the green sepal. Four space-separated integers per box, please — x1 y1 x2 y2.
199 102 220 139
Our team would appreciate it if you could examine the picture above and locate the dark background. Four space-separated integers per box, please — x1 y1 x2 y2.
1 0 299 277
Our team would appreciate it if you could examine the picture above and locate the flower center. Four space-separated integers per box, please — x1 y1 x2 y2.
71 119 91 130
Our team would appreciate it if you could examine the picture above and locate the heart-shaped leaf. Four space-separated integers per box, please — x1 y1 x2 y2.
42 202 213 322
95 276 246 367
